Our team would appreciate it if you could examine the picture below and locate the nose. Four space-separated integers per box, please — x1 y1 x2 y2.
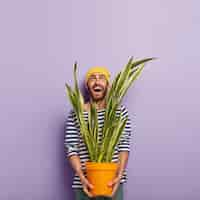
95 78 101 84
92 75 101 83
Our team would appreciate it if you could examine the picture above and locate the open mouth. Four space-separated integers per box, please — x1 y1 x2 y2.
93 86 104 93
94 88 102 92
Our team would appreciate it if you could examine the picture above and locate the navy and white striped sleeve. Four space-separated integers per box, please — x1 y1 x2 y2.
64 110 79 157
118 105 132 152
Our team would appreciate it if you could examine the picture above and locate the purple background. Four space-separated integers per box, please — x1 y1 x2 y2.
0 0 200 199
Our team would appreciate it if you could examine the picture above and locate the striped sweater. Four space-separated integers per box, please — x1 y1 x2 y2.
64 104 132 188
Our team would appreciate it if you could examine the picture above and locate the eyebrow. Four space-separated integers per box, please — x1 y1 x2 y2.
89 74 106 78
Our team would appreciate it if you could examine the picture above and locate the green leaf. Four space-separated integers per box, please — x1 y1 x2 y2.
65 57 155 162
131 57 155 69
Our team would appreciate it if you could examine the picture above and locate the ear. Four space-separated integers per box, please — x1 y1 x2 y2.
107 82 111 90
85 80 89 91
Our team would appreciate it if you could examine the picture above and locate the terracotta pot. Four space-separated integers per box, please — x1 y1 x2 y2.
85 162 118 197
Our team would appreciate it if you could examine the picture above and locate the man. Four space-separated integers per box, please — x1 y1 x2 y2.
64 67 132 200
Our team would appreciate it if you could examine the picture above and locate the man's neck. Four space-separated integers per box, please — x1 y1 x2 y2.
90 99 106 110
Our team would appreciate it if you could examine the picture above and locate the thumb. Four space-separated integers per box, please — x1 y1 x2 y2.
80 176 94 189
84 178 94 189
108 177 119 187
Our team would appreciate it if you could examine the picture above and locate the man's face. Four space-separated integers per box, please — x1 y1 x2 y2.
87 73 109 101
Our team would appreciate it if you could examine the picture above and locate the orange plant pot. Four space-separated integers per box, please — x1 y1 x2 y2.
85 162 118 197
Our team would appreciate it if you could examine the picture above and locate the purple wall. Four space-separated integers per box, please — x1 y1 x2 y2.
0 0 200 199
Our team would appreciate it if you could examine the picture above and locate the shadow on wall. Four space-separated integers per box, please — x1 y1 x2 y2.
63 160 74 199
63 119 75 200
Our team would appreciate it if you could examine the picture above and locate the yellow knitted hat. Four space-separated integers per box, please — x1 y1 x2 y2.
85 67 111 83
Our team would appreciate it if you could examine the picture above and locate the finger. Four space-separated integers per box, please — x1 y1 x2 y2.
84 179 94 189
83 187 93 198
80 176 94 189
111 184 119 197
108 177 119 187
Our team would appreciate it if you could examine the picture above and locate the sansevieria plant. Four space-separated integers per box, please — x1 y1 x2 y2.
65 57 154 163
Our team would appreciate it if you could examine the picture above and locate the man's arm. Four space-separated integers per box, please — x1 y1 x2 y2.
117 106 132 177
108 151 129 197
68 155 93 197
108 105 132 197
64 111 93 197
68 155 83 178
117 151 129 178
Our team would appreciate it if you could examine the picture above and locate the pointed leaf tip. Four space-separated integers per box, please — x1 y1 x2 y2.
74 62 77 70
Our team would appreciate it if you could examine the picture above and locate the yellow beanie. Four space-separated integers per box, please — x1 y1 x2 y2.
85 66 111 83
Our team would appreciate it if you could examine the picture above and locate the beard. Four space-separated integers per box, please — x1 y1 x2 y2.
88 86 108 102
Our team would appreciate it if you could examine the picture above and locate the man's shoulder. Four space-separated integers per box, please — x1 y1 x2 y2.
67 109 76 118
118 104 128 112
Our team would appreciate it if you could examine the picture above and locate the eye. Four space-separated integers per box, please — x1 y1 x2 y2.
99 75 106 80
88 74 106 82
88 76 96 81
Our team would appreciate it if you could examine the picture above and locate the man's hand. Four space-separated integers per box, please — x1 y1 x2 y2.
107 151 129 197
68 155 94 197
80 174 94 197
108 175 121 197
